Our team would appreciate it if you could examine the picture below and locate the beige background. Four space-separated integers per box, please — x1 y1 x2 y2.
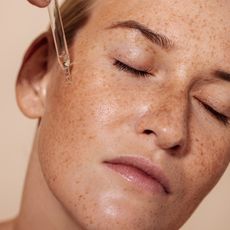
0 1 229 229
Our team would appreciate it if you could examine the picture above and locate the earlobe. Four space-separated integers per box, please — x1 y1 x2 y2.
16 33 52 119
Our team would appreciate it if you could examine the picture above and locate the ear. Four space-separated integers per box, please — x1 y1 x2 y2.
16 33 52 119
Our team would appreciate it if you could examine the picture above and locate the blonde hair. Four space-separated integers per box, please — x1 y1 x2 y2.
59 0 94 46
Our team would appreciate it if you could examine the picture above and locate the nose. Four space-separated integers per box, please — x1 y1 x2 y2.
136 95 189 154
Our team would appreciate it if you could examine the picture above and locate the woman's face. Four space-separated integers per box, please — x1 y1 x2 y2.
38 0 230 229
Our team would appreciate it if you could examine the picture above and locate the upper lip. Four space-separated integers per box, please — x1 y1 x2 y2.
103 156 171 194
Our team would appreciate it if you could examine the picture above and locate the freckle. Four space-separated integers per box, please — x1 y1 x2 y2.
52 175 57 182
200 150 204 156
92 202 96 208
78 195 83 200
88 135 95 140
89 219 93 224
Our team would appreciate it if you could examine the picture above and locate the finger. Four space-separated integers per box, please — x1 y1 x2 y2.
27 0 50 8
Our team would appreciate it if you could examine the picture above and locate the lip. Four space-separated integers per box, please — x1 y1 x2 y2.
103 156 171 195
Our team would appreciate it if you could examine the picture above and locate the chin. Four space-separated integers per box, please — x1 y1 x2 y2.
64 191 174 230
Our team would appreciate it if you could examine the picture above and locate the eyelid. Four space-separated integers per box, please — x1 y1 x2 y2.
113 59 152 77
196 98 229 126
203 103 229 126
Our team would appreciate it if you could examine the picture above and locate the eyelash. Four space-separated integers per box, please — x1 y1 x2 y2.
113 60 150 77
113 60 229 126
202 102 229 126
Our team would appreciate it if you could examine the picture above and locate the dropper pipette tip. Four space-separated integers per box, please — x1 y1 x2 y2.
48 0 72 82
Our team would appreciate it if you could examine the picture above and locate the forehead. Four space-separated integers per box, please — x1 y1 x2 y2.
91 0 230 61
94 0 230 31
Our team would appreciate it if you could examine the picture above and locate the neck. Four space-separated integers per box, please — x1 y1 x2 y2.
14 130 79 230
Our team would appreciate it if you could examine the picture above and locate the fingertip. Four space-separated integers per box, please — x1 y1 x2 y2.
28 0 50 8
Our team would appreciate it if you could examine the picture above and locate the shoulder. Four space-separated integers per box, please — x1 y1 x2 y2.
0 220 14 230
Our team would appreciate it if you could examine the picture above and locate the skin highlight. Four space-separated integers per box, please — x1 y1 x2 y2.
1 0 230 229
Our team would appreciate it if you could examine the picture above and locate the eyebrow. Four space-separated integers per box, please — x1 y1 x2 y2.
108 20 230 84
215 70 230 83
107 20 174 50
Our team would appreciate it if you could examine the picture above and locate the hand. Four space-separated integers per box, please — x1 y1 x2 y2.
27 0 50 7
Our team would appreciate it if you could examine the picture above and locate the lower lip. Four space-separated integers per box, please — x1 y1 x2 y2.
104 163 166 195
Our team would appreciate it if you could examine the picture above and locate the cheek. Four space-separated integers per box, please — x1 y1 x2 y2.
36 64 137 218
169 127 230 222
37 58 168 228
183 127 230 200
38 64 146 178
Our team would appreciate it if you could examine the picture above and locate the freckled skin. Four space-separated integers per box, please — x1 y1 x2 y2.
3 0 230 230
36 1 230 229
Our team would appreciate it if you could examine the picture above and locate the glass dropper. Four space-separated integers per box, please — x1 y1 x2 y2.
48 0 71 82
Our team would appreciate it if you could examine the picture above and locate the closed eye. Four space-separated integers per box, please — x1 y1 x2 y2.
201 102 229 126
113 60 151 77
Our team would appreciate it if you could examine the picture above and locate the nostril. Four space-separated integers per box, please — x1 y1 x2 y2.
142 129 185 153
171 144 180 151
143 129 154 135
